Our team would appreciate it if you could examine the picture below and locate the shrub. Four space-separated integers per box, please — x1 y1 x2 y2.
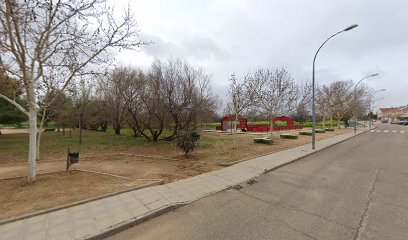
176 131 201 155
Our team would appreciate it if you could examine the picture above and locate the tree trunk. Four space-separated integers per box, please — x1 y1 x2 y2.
233 112 237 149
270 112 274 140
114 127 121 135
101 122 107 132
79 114 83 144
330 114 333 128
28 109 37 182
322 115 326 130
36 108 47 160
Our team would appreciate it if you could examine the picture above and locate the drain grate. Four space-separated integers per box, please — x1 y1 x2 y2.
246 179 258 185
231 184 243 190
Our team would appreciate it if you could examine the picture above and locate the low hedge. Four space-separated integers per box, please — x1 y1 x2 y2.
299 131 313 136
315 129 326 133
280 134 298 139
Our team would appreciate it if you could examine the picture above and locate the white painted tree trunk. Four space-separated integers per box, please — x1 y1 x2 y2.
330 114 333 128
233 113 237 149
323 115 326 130
36 109 47 160
28 109 37 182
36 130 41 160
270 112 274 140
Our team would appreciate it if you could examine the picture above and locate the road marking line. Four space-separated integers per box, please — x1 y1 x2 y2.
376 130 382 132
384 130 389 133
401 131 405 134
370 130 375 132
392 130 397 133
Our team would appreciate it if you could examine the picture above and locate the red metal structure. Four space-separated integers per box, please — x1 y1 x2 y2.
273 116 293 125
216 115 248 131
215 115 302 132
246 116 302 132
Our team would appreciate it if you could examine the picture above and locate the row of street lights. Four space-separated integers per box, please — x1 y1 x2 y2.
311 24 385 149
352 73 379 134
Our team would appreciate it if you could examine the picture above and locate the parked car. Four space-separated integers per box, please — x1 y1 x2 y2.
381 120 389 123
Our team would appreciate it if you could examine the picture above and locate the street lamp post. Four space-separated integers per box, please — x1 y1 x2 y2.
352 73 379 134
368 89 386 129
312 24 358 150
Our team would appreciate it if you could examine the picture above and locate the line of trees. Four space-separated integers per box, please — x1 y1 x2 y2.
42 59 216 142
227 67 312 142
0 0 375 183
0 0 144 182
100 59 216 141
226 67 371 140
316 80 369 128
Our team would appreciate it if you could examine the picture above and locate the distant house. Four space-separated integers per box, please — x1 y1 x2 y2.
377 106 408 121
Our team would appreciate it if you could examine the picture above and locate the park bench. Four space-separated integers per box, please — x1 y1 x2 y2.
253 137 273 144
280 133 299 139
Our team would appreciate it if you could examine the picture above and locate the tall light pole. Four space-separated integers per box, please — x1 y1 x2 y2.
353 73 379 134
368 89 386 129
312 24 358 150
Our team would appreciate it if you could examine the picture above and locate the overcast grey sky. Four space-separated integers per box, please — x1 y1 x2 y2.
114 0 408 110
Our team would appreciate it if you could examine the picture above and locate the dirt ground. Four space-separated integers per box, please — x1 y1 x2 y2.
0 127 352 220
0 171 148 220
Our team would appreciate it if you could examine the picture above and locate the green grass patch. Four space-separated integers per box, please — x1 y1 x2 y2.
0 130 171 158
301 121 339 128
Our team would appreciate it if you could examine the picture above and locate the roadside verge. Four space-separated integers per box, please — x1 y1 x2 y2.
0 128 372 240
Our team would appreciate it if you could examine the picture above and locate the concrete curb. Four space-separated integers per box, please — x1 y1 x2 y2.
0 179 165 226
84 204 186 240
262 127 375 174
84 128 373 239
219 128 372 167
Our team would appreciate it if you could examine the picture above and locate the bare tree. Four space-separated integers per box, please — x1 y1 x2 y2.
328 81 354 128
0 0 144 181
100 68 131 135
159 59 215 140
119 59 215 142
122 68 146 137
72 80 93 144
249 67 300 139
316 85 331 129
138 63 169 141
227 73 255 149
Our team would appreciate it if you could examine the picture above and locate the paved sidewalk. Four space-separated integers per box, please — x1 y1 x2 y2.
0 129 370 240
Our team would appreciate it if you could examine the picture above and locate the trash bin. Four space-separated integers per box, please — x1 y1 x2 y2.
69 152 79 164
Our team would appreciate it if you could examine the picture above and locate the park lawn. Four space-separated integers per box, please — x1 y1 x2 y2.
0 127 353 168
0 130 175 163
0 127 352 219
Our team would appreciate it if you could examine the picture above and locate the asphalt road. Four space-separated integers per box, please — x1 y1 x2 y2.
108 123 408 240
